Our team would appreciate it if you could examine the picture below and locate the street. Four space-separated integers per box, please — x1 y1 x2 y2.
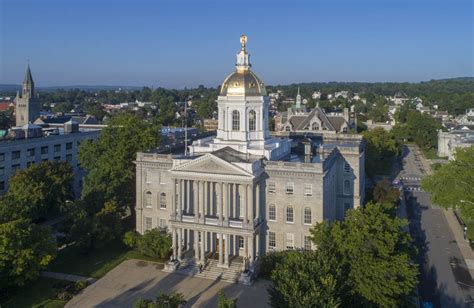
398 145 474 307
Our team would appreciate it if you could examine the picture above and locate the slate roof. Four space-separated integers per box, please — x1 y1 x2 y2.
212 146 262 163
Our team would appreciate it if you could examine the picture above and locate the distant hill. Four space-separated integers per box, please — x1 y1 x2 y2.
0 84 143 92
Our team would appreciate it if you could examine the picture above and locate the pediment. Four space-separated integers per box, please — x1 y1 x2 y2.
171 154 252 177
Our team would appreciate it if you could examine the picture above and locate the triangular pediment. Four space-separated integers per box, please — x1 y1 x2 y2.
171 154 253 177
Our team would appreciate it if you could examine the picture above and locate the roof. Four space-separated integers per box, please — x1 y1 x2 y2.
23 65 34 85
327 116 347 131
212 146 262 163
220 69 266 96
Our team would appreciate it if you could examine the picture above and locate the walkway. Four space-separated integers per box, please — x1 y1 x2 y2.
41 271 97 283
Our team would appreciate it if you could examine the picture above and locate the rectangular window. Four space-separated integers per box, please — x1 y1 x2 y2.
286 233 294 250
11 164 20 173
304 208 312 225
41 146 48 155
304 183 312 196
286 182 294 195
145 217 152 231
145 192 152 208
0 153 4 161
343 180 351 195
159 193 167 209
0 167 4 176
286 206 294 223
66 154 73 162
269 204 276 221
54 144 61 153
159 219 167 228
0 181 4 190
66 142 73 150
239 236 244 249
145 171 151 184
12 151 20 160
27 148 35 157
269 232 276 248
304 236 312 250
268 182 276 193
54 156 61 161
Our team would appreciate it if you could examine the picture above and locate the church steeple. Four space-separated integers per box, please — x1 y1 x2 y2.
296 87 302 109
22 64 35 98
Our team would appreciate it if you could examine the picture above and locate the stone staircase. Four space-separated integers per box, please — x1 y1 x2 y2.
174 257 243 283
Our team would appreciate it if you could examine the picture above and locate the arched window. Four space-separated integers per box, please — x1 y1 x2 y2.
232 110 240 131
304 208 312 225
311 122 319 131
159 192 166 209
144 191 152 208
286 206 294 223
249 110 256 131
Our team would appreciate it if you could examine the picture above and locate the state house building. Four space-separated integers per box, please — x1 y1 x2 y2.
135 36 365 282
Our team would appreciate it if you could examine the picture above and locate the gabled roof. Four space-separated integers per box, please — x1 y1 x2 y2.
327 116 347 131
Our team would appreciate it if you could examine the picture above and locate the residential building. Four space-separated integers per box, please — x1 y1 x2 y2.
438 128 474 160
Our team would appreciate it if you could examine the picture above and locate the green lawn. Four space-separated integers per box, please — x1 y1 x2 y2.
48 240 164 278
0 277 68 308
421 147 440 160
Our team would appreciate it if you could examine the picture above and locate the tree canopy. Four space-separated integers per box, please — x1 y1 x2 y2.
363 128 401 177
78 113 160 213
0 161 74 222
270 202 418 307
0 219 57 290
422 146 474 220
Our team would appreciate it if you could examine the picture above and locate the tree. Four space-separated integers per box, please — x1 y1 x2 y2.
269 250 342 308
218 291 238 308
0 161 74 222
363 128 401 177
373 179 400 205
0 219 56 290
422 146 474 220
78 113 160 214
137 229 172 259
62 200 122 251
133 292 186 308
310 203 418 307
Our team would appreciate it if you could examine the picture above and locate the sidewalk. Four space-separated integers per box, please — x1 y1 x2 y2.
41 271 97 283
417 145 474 281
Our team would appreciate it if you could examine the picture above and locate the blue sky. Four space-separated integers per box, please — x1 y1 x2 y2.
1 0 473 88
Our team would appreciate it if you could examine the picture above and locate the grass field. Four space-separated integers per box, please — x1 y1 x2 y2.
48 240 164 278
0 278 68 308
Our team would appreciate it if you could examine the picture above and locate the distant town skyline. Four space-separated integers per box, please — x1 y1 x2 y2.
1 0 473 88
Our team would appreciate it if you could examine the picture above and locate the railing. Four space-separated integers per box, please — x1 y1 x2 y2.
205 217 218 226
229 220 243 228
182 215 195 223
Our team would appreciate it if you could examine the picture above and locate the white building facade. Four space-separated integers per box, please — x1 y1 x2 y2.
135 36 365 282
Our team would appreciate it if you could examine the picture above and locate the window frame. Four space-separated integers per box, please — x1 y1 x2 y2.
159 192 167 209
303 207 312 225
304 235 312 250
286 206 294 223
269 204 276 221
232 110 240 131
248 110 256 131
269 231 276 248
144 191 153 208
286 233 294 250
268 181 276 193
286 182 294 195
304 183 312 196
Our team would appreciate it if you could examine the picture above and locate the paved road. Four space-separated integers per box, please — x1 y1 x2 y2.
398 145 474 307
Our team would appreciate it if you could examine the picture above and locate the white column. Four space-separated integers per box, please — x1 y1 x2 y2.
186 180 190 213
193 181 198 215
210 182 214 216
186 228 191 251
255 182 259 220
177 228 182 260
224 233 230 267
223 183 228 221
200 231 205 264
243 236 248 271
249 235 255 266
244 184 249 223
181 179 185 214
172 227 177 259
194 230 199 261
198 181 203 217
177 180 182 216
232 184 237 218
248 183 253 224
218 233 223 265
172 179 176 216
204 181 208 217
219 182 223 220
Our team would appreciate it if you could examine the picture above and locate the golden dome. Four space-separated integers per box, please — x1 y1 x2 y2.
220 70 266 96
220 35 266 96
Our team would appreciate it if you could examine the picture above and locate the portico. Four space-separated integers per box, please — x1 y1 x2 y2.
168 148 263 270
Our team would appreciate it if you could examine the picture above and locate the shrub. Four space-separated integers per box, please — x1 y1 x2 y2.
258 251 288 278
123 230 139 249
137 228 172 259
56 291 73 301
74 280 88 293
218 290 237 308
